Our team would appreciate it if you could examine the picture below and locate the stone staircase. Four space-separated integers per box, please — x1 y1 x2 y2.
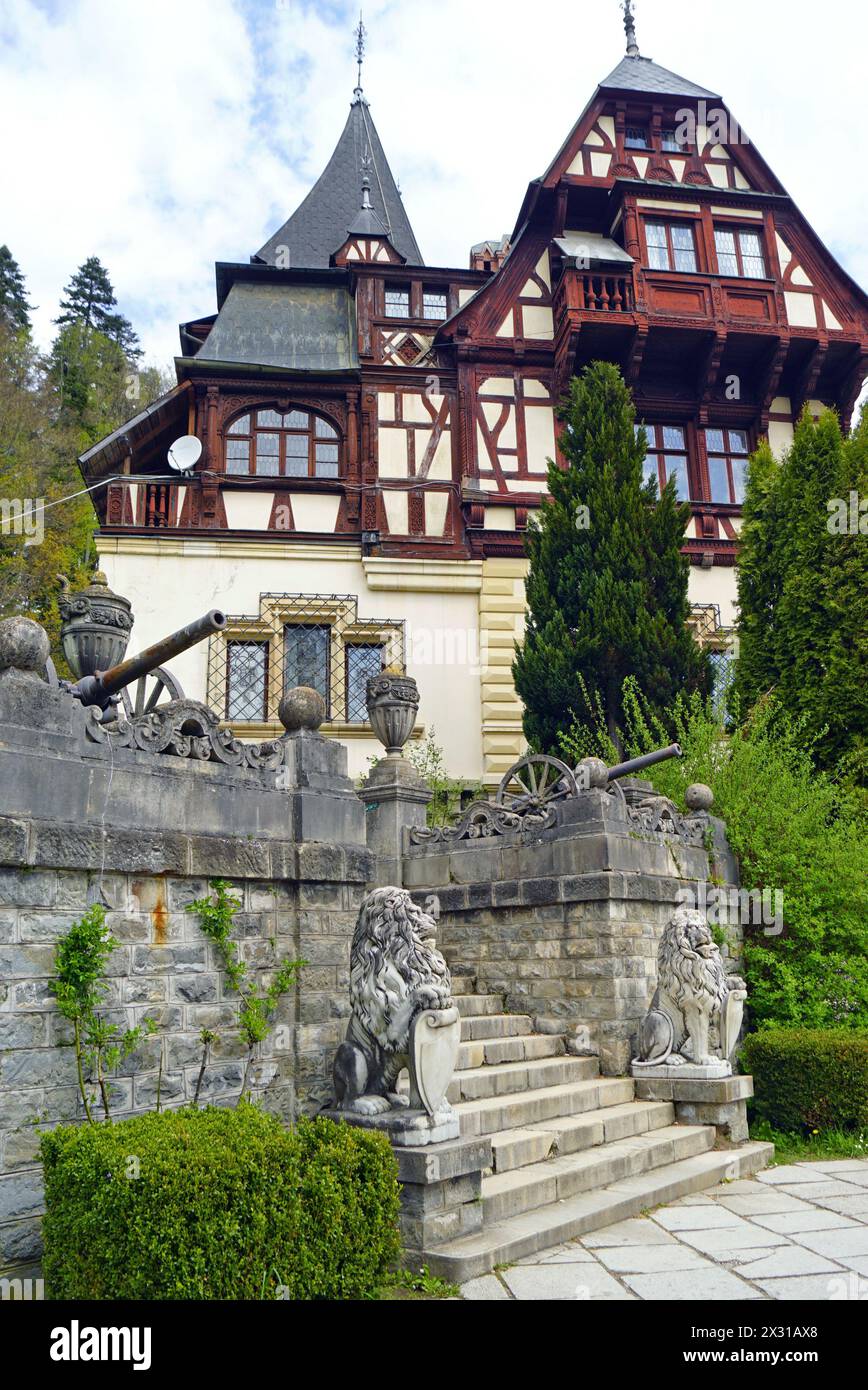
425 971 773 1283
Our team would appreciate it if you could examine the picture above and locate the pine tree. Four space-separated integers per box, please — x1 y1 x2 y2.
54 256 140 358
513 361 711 755
0 245 34 333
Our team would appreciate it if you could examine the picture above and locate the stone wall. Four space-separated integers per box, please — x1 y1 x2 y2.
0 632 372 1274
403 783 743 1076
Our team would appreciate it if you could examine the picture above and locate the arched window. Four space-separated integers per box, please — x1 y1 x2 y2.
224 408 341 479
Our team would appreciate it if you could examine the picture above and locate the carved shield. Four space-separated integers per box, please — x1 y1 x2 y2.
408 1006 461 1116
720 988 747 1060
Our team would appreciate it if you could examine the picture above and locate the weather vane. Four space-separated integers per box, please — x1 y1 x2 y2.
621 0 640 57
354 12 367 95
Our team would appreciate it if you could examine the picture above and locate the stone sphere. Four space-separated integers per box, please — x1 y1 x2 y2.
577 757 609 790
685 782 714 812
0 616 50 675
278 685 326 733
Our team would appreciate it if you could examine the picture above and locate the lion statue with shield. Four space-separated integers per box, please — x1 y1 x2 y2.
333 886 460 1116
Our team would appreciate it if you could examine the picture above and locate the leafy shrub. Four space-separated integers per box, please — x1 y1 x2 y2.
742 1030 868 1133
40 1105 400 1300
560 679 868 1030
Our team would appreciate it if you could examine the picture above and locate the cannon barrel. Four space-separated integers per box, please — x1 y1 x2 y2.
72 610 227 707
606 743 682 782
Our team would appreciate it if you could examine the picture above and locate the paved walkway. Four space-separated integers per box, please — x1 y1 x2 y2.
460 1160 868 1301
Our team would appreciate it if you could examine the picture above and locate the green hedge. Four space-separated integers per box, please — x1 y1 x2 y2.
741 1029 868 1133
40 1105 400 1300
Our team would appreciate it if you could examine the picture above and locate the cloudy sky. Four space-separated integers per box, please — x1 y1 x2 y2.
3 0 866 366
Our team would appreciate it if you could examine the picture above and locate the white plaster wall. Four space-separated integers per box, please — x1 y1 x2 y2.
525 404 556 470
97 544 485 783
768 419 795 459
688 565 739 629
222 492 274 531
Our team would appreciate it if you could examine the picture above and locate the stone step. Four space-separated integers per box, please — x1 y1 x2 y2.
489 1099 675 1173
455 1074 628 1139
457 1033 565 1071
453 993 505 1018
482 1124 714 1224
423 1141 775 1284
460 1014 534 1042
448 1055 597 1105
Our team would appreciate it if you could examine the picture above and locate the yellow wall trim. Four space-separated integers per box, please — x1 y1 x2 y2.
363 557 484 592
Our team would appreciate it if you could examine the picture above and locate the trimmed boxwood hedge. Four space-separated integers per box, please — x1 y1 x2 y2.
741 1029 868 1133
40 1105 400 1300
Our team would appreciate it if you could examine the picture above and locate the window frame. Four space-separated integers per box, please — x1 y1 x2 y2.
625 125 651 150
345 642 386 724
636 422 694 501
713 225 768 280
642 219 699 274
225 639 269 721
421 287 448 321
283 622 331 712
704 427 750 505
223 408 341 480
383 284 412 319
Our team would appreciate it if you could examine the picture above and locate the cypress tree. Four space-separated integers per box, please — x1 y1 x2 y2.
513 361 711 755
732 438 786 711
735 406 868 777
0 245 34 333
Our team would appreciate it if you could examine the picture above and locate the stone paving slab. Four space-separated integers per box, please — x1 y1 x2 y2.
460 1159 868 1301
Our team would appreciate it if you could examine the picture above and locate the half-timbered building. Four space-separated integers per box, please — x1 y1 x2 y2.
79 19 868 785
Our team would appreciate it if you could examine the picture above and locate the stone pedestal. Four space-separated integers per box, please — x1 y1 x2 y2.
320 1112 490 1260
634 1073 754 1144
320 1102 459 1147
395 1136 491 1256
360 758 432 887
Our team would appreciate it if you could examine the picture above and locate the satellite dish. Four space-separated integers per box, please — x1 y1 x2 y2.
167 435 202 473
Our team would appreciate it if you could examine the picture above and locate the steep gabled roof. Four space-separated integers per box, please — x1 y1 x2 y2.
599 53 719 100
255 95 423 269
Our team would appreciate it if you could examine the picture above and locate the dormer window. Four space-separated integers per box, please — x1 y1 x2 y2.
625 125 650 150
422 288 448 320
225 409 341 479
714 227 767 279
644 221 698 273
661 128 686 152
384 285 411 318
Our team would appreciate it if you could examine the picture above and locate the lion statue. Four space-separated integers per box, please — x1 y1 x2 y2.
633 907 747 1070
333 886 454 1116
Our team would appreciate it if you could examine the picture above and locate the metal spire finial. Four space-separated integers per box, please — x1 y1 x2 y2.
360 148 373 210
621 0 640 57
354 12 367 98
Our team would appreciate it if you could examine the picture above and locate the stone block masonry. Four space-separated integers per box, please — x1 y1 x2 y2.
0 636 373 1274
404 785 744 1079
0 827 372 1272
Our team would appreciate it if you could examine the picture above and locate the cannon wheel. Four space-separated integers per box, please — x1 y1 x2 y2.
119 665 184 719
496 755 577 813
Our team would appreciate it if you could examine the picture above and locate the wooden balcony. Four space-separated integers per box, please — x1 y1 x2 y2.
556 267 636 319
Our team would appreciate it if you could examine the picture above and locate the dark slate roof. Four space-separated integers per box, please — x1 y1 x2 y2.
255 97 423 269
195 281 359 372
599 54 719 100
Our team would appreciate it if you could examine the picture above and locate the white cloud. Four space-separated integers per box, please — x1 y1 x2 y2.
2 0 867 375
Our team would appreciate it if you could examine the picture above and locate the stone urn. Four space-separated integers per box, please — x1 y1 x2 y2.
59 572 133 679
366 672 419 758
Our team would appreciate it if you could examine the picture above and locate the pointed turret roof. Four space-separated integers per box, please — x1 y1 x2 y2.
601 5 719 101
255 95 423 269
599 53 719 100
